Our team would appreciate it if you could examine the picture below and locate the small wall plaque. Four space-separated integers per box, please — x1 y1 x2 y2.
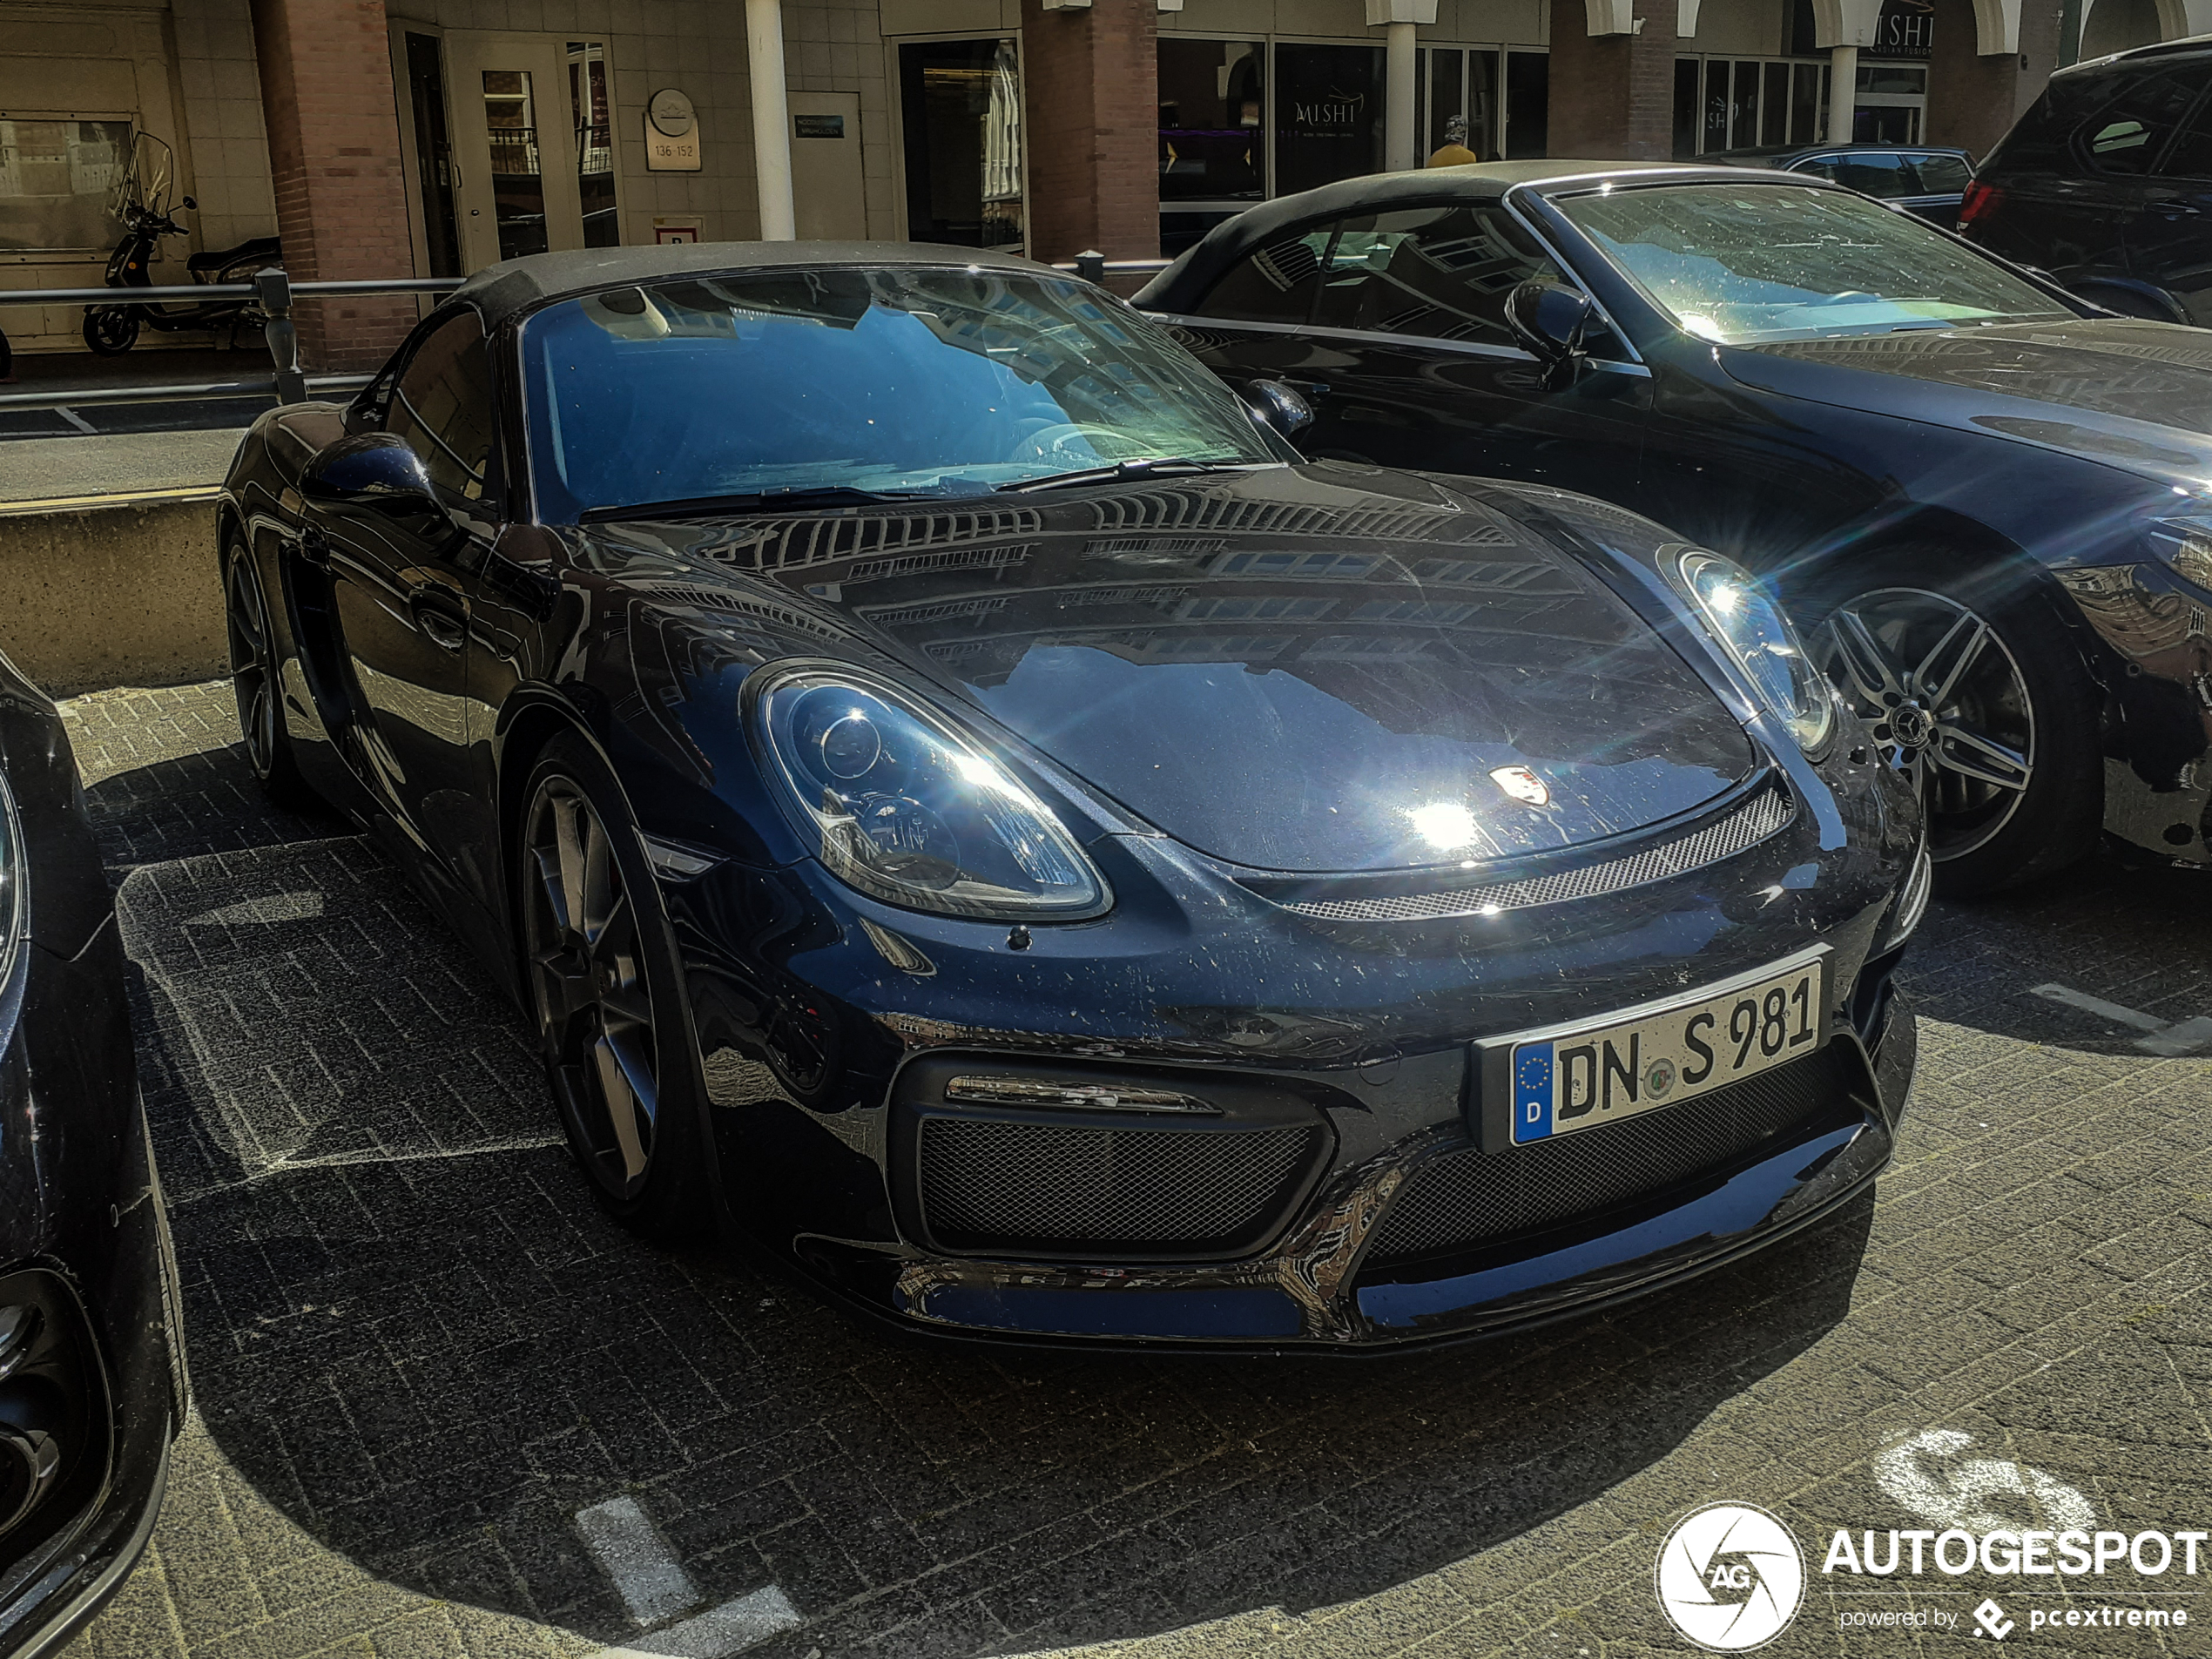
794 113 845 138
645 118 701 172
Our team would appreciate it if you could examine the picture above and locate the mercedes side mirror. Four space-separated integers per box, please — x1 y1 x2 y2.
301 432 439 515
1506 280 1596 386
1246 378 1314 436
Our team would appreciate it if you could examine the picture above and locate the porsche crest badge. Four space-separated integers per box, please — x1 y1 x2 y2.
1488 764 1551 807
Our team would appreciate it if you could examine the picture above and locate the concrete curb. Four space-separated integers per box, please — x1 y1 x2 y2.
0 494 223 697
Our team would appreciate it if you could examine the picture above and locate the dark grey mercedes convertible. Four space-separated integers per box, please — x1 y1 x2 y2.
212 242 1921 1350
1139 159 2212 895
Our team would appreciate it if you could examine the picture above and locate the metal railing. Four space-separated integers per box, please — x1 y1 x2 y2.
0 253 1171 419
0 271 462 414
1055 251 1174 284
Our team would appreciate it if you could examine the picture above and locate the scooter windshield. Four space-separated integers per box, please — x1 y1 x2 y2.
118 133 175 218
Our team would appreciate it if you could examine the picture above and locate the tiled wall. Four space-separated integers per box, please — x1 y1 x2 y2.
787 0 894 236
170 0 280 253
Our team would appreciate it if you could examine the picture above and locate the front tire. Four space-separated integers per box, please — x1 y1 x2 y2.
224 541 307 804
518 732 713 1240
82 307 139 354
1804 547 2102 896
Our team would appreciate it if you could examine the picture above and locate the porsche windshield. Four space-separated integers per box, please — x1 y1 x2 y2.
522 266 1283 520
1554 182 2072 344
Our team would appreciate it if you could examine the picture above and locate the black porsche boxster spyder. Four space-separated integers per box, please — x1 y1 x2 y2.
212 243 1924 1350
0 651 185 1655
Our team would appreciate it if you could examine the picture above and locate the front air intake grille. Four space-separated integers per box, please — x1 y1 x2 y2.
1365 1046 1848 1266
1275 785 1793 923
917 1116 1321 1258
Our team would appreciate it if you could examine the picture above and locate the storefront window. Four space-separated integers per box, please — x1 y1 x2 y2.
1274 44 1385 197
0 118 131 253
1505 51 1548 158
900 39 1023 253
1676 57 1832 154
1418 49 1501 162
1158 39 1264 202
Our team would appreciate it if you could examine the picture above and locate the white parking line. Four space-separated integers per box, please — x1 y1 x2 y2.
2029 983 2167 1032
2029 983 2212 1055
576 1496 701 1625
2139 1015 2212 1057
595 1588 805 1658
575 1496 804 1657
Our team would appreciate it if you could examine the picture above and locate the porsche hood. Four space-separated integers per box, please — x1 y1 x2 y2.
630 467 1761 875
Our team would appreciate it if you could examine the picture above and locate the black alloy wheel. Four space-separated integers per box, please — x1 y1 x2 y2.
81 307 139 355
519 734 711 1235
1808 547 2101 896
224 543 306 802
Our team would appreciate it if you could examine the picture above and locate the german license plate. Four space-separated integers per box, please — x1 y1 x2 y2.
1507 950 1829 1144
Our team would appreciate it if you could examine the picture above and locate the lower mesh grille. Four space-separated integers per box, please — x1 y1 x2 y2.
1365 1047 1850 1266
918 1116 1319 1255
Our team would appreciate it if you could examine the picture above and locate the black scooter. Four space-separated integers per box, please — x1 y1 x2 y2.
82 135 281 355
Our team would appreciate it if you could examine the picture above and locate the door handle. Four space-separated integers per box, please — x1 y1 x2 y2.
2148 199 2203 217
408 590 468 651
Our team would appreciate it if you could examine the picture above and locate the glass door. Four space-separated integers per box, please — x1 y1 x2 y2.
401 32 462 277
568 41 618 248
1853 63 1926 144
446 33 604 273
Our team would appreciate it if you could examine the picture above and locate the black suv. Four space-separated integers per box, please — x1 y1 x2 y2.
1961 37 2212 322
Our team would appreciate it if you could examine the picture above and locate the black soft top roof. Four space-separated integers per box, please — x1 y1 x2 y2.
1134 158 1804 310
452 239 1052 327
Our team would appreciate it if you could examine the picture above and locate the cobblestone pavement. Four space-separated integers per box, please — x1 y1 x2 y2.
47 681 2212 1659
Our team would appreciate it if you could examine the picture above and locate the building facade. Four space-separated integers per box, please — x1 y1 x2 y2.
0 0 2191 366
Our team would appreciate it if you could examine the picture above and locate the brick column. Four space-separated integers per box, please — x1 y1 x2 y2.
1926 0 2059 159
1020 0 1159 266
1548 0 1683 160
249 0 416 371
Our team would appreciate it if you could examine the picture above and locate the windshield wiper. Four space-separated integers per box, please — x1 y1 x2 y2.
995 457 1273 495
581 484 961 521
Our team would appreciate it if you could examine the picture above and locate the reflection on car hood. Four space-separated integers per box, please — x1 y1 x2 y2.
1717 320 2212 483
605 466 1758 874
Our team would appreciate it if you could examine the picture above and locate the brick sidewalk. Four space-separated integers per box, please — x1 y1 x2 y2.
55 682 2212 1659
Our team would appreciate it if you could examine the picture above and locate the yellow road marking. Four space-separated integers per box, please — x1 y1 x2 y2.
0 484 221 516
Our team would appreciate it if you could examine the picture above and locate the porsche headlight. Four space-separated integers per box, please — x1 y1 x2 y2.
755 666 1110 921
1671 548 1836 758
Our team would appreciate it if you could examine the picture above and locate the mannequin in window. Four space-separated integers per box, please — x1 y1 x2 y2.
1428 115 1479 168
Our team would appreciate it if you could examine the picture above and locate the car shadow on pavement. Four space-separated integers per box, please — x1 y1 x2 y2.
89 741 1878 1659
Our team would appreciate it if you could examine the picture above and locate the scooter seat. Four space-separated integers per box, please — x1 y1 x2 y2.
187 236 282 274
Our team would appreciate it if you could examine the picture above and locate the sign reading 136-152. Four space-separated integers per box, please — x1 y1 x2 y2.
646 87 701 172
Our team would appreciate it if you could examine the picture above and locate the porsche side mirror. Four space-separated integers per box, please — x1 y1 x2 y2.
1506 280 1595 384
301 432 438 514
1246 378 1314 436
